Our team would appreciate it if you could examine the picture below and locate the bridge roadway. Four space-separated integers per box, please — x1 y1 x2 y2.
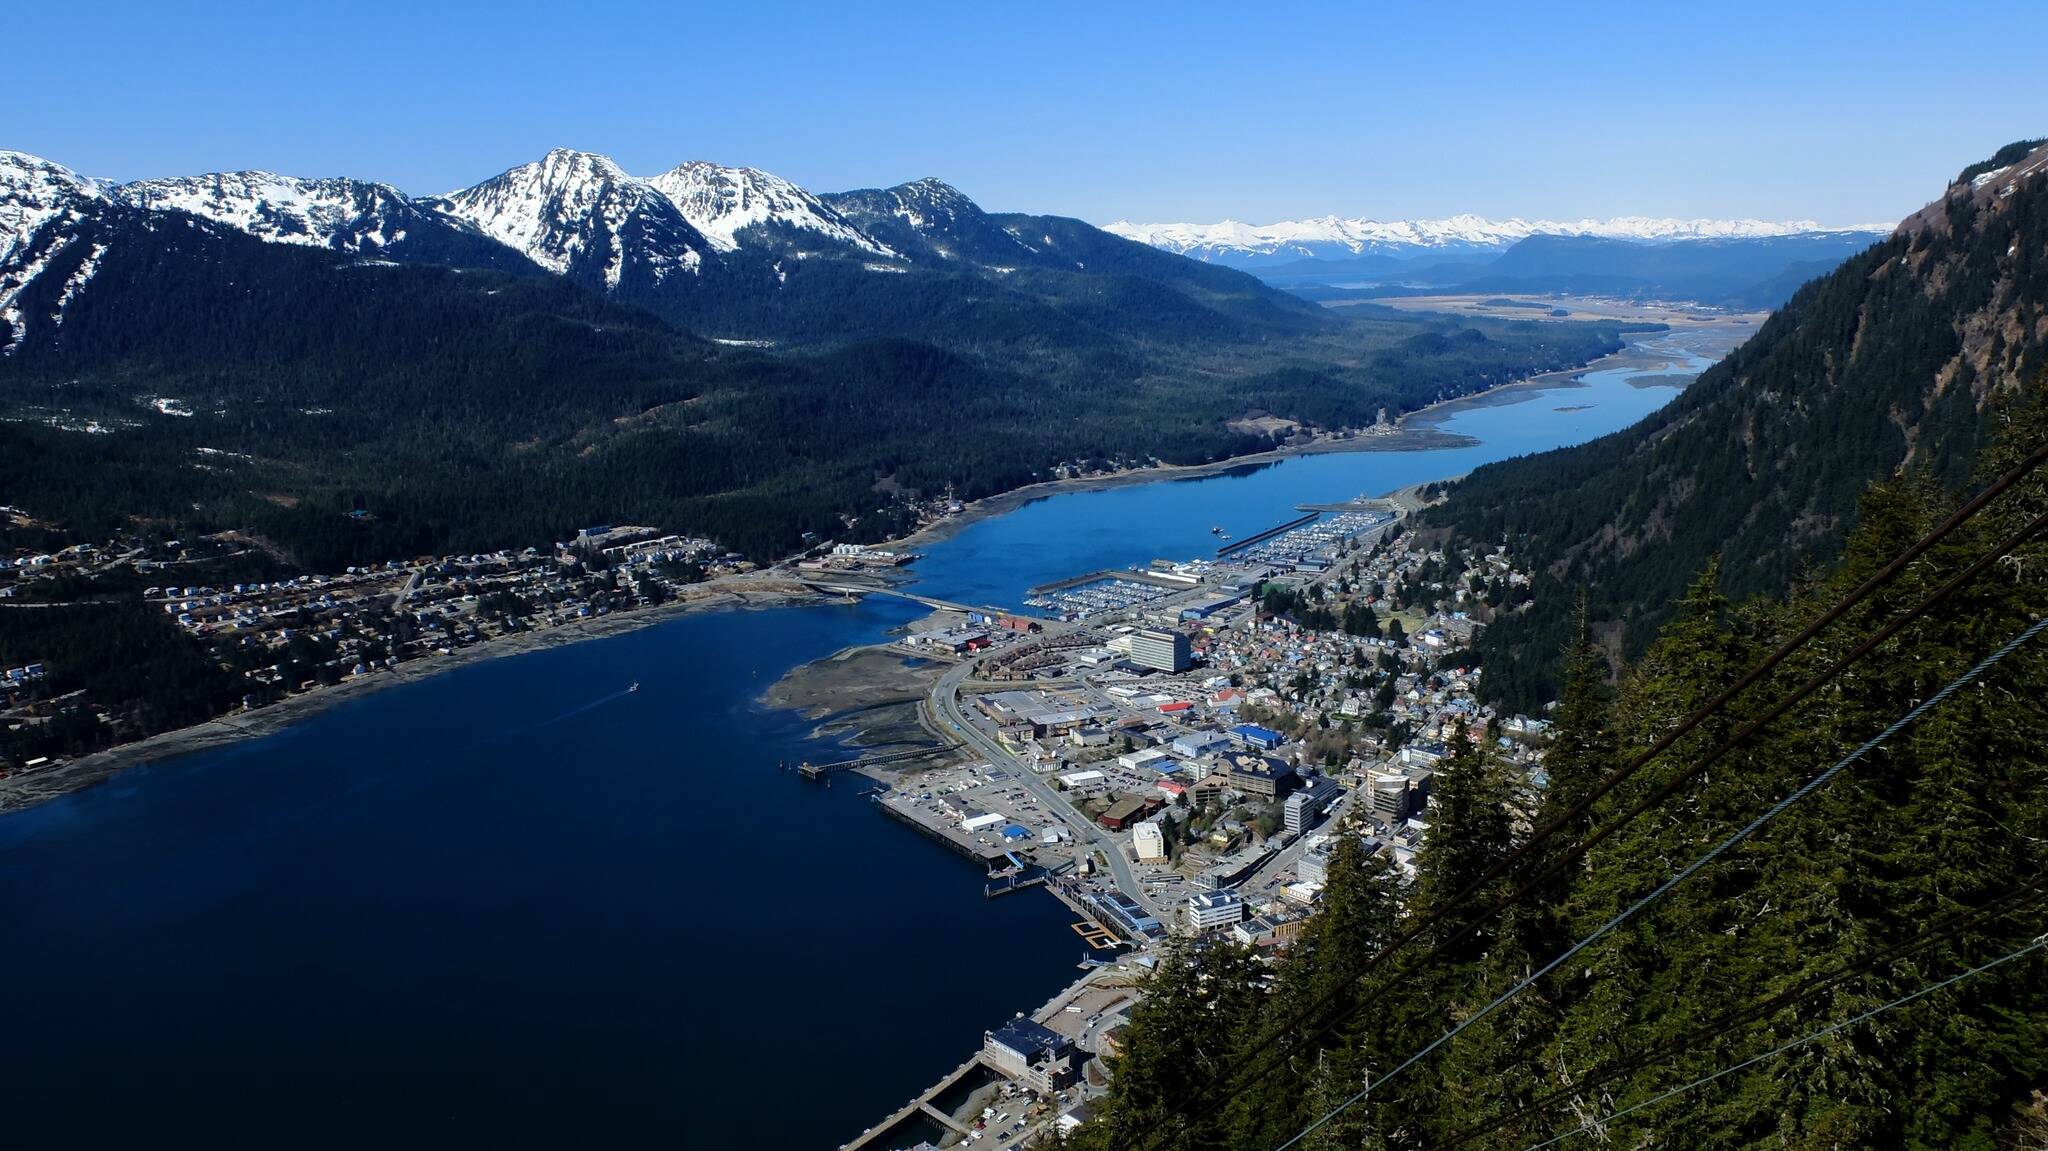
800 580 999 618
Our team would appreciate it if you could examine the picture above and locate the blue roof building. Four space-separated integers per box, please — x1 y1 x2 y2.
1231 723 1285 751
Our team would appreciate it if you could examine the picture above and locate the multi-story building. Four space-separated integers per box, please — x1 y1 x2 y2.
1187 889 1245 931
1216 753 1297 801
1132 819 1167 863
984 1017 1077 1095
1129 628 1192 673
1283 778 1344 835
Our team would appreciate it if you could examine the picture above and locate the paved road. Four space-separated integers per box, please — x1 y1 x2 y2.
929 655 1156 915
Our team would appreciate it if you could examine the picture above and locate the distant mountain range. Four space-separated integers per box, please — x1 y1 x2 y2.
1104 211 1896 309
1104 213 1892 267
1423 138 2048 708
1 146 1319 356
0 145 1652 569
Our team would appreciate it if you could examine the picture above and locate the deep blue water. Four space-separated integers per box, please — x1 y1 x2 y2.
909 330 1721 605
0 326 1730 1147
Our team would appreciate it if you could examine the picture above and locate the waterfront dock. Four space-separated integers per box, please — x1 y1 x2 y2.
796 743 956 780
1217 511 1319 556
1295 497 1397 513
1024 567 1194 597
840 1054 994 1151
877 793 1014 867
838 964 1143 1151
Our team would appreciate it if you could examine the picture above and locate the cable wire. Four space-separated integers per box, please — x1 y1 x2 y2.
1142 445 2048 1142
1180 506 2048 1139
1511 932 2048 1151
1420 878 2048 1151
1272 614 2048 1151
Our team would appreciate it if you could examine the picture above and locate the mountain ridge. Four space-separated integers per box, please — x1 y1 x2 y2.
1420 138 2048 707
1107 212 1894 268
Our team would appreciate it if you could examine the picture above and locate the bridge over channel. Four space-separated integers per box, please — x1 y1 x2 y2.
800 581 1004 618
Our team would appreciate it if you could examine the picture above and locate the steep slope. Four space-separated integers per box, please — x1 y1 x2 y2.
822 179 1325 332
427 148 713 289
1451 231 1883 305
1423 140 2048 708
0 151 109 353
646 161 890 256
112 171 530 270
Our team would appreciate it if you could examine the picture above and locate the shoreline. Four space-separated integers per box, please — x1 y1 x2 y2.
0 580 824 813
874 324 1699 555
0 323 1716 814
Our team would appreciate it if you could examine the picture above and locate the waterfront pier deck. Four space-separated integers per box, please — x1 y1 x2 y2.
796 743 956 780
839 1054 991 1151
1217 511 1319 556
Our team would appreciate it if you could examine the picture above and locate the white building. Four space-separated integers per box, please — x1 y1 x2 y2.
1118 747 1170 772
1132 820 1167 864
1186 889 1244 931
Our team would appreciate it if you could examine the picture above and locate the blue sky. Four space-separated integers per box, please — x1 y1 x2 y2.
14 0 2044 225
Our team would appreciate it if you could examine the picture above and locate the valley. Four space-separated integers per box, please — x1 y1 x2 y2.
2 15 2045 1140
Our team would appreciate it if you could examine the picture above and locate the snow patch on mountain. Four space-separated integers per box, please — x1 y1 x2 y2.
647 161 890 255
433 149 703 287
1103 213 1896 260
51 241 106 326
115 172 417 251
879 178 978 231
2 151 102 262
0 152 107 352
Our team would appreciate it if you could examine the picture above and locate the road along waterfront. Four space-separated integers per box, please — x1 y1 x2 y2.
0 319 1750 1147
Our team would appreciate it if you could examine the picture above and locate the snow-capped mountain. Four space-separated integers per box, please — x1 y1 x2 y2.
1104 213 1895 267
116 172 419 251
428 148 710 289
1 151 110 352
647 161 889 256
820 178 1044 266
1 151 102 261
834 177 983 234
110 169 537 273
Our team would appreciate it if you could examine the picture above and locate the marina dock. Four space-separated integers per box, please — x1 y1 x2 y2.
795 744 956 780
1217 511 1319 556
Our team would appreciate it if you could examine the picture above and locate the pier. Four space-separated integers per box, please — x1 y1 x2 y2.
1024 567 1194 597
839 1054 995 1151
1217 511 1319 556
796 743 958 780
1294 497 1397 513
877 797 1013 867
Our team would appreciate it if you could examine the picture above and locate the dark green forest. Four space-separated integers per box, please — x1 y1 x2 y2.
1423 148 2048 711
0 204 1643 570
1062 399 2048 1151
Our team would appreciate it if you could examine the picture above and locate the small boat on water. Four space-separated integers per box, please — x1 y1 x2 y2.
627 682 640 693
1210 525 1224 534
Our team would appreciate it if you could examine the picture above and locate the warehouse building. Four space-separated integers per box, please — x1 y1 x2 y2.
984 1017 1077 1095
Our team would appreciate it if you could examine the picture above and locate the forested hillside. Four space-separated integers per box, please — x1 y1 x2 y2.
1064 390 2048 1151
1423 141 2048 709
0 182 1642 569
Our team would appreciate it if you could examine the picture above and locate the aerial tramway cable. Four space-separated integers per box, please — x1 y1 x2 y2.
1417 877 2048 1151
1268 614 2048 1151
1507 932 2048 1151
1143 493 2048 1146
